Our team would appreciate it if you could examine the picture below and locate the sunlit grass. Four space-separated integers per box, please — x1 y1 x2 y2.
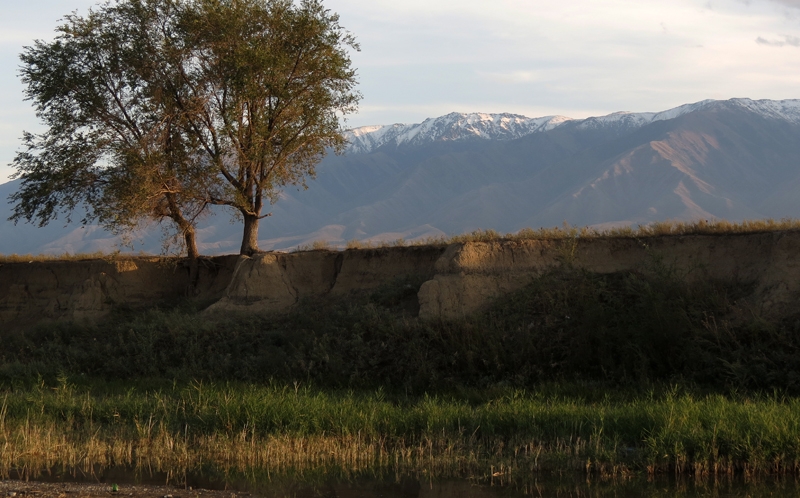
0 250 180 264
3 381 800 479
295 218 800 252
0 251 125 263
4 218 799 258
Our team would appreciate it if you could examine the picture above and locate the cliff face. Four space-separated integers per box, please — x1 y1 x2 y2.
0 256 239 330
2 231 800 331
418 232 800 320
205 246 446 313
0 247 447 330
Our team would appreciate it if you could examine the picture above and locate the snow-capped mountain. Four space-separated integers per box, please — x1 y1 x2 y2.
346 99 800 154
345 112 571 154
576 98 800 131
574 100 716 130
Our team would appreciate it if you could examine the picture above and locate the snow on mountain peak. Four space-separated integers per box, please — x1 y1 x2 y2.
724 98 800 123
574 100 716 130
344 112 571 154
574 98 800 130
344 99 800 154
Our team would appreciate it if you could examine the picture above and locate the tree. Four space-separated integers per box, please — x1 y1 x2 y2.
175 0 361 254
10 0 217 261
10 0 360 257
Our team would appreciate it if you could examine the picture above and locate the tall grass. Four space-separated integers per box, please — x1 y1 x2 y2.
3 381 800 479
4 250 800 480
0 251 126 263
443 218 800 243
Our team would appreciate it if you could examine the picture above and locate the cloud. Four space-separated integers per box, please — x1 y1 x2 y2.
756 34 800 45
767 0 800 7
478 70 543 84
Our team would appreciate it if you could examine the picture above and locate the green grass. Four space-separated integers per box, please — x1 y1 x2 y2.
3 380 800 478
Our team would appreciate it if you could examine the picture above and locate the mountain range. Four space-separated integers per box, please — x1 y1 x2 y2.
2 97 800 255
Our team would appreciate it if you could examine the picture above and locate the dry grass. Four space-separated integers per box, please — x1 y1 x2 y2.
0 251 123 263
0 250 175 264
7 219 798 260
1 219 796 262
294 219 800 253
448 218 800 243
602 218 800 237
0 416 531 483
4 383 800 482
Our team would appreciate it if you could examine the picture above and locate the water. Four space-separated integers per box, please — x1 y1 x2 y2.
6 465 800 497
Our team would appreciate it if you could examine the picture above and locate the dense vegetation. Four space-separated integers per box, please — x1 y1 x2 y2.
3 255 800 479
2 262 799 393
4 380 800 481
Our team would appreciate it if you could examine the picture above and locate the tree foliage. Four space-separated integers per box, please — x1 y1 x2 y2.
178 0 361 254
10 0 360 256
11 0 216 258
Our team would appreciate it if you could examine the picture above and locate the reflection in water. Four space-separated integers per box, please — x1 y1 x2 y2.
6 465 800 497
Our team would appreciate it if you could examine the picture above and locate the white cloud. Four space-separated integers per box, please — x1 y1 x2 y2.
756 34 800 44
767 0 800 7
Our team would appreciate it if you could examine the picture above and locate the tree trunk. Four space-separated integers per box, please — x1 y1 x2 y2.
163 191 201 293
240 214 260 255
184 226 199 260
184 226 200 293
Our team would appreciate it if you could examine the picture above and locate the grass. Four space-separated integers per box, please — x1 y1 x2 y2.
294 218 800 252
0 251 183 264
0 251 125 263
4 218 800 259
4 228 800 481
3 381 800 480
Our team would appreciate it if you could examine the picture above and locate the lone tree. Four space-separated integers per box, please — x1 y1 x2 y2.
178 0 360 254
10 0 360 257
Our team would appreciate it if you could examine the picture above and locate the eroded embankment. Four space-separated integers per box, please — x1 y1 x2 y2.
0 246 446 330
205 245 446 313
0 256 239 330
418 231 800 320
2 230 800 330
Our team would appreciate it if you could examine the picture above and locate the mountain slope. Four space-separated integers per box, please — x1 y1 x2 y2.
2 98 800 255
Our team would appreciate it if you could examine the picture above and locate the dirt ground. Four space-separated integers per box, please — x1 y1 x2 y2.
0 480 256 498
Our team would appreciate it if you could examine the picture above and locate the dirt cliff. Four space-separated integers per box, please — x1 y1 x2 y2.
418 231 800 320
205 245 446 313
0 256 238 330
2 231 800 330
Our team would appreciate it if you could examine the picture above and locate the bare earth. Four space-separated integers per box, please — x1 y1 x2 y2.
0 481 255 498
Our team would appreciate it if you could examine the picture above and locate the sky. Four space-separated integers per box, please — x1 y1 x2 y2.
1 0 800 183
